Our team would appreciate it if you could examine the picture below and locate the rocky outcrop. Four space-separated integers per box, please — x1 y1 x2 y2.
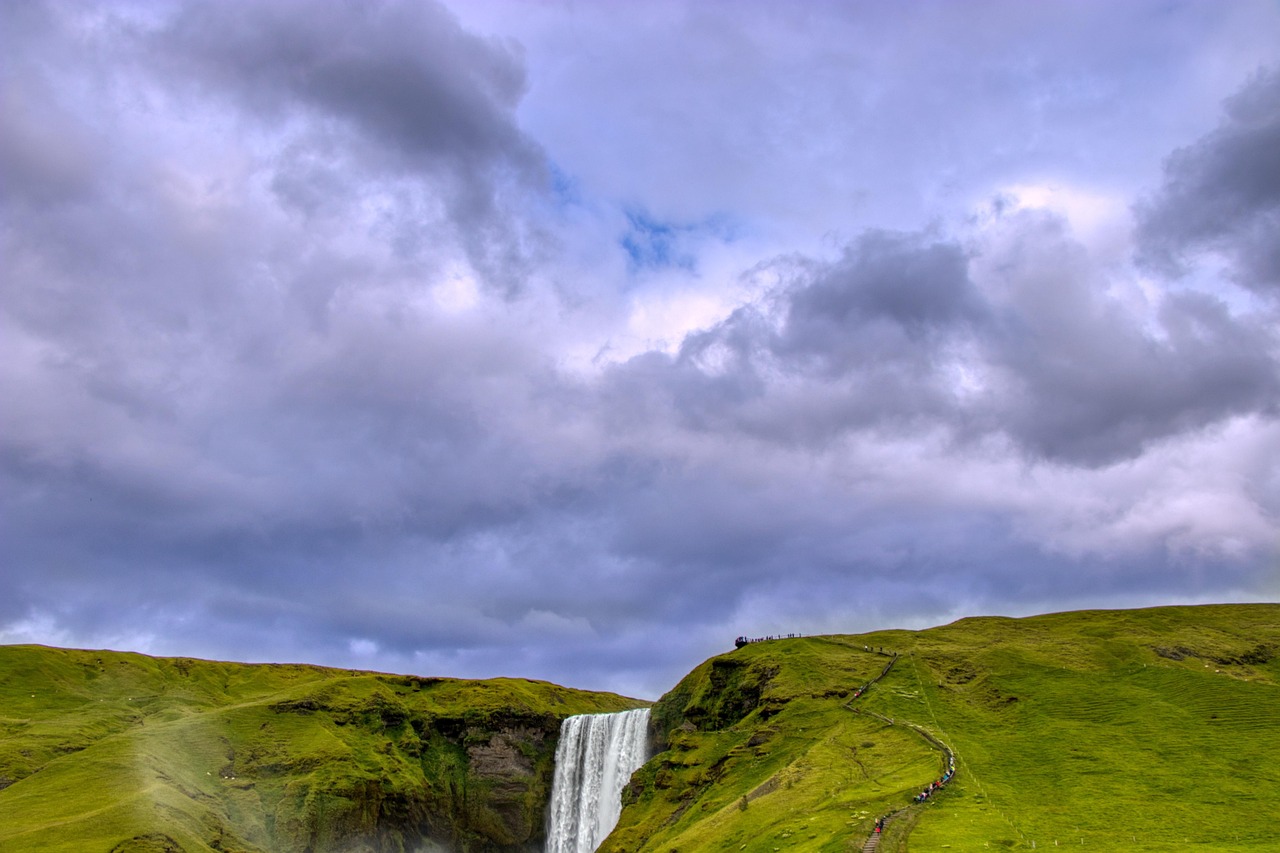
273 708 561 853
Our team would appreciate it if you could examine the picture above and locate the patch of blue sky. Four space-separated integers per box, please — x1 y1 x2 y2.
620 208 741 275
546 162 583 209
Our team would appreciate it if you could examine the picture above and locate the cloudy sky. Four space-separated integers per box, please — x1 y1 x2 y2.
3 0 1279 699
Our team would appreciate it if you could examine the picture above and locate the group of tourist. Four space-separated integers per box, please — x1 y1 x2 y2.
734 633 803 648
912 754 956 803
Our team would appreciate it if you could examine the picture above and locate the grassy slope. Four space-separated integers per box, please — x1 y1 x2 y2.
0 646 642 853
607 603 1280 852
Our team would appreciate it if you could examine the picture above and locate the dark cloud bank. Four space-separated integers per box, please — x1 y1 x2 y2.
3 1 1278 697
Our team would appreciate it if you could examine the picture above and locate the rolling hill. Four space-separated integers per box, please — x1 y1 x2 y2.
606 603 1280 852
0 646 642 852
2 604 1277 852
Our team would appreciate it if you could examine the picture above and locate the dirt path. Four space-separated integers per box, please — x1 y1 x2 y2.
844 652 957 852
859 806 906 852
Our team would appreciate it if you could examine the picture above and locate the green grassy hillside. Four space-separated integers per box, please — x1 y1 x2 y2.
0 646 643 853
4 605 1277 853
607 603 1280 852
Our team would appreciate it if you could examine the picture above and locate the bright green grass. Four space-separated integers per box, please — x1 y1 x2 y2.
605 637 942 852
0 646 642 852
608 603 1280 852
5 605 1277 852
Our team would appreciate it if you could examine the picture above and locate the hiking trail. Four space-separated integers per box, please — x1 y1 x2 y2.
845 650 957 852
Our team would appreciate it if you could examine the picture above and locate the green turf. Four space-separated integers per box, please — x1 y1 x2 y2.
0 646 643 852
606 603 1280 852
4 605 1277 852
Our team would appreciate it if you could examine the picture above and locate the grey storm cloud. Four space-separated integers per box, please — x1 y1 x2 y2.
609 219 1278 465
1137 66 1280 294
140 0 542 292
975 212 1280 464
155 1 538 175
3 0 1279 697
780 235 982 350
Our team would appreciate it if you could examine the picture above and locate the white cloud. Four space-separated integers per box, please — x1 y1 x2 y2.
1000 181 1132 257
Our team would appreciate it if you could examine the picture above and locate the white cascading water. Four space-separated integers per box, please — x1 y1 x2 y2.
545 708 650 853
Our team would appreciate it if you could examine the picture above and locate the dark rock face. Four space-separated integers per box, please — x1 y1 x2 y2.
467 727 541 779
1152 642 1275 666
463 726 547 848
247 683 566 850
108 835 186 853
287 713 559 853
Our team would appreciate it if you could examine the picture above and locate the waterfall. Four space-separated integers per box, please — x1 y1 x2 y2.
545 707 650 853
